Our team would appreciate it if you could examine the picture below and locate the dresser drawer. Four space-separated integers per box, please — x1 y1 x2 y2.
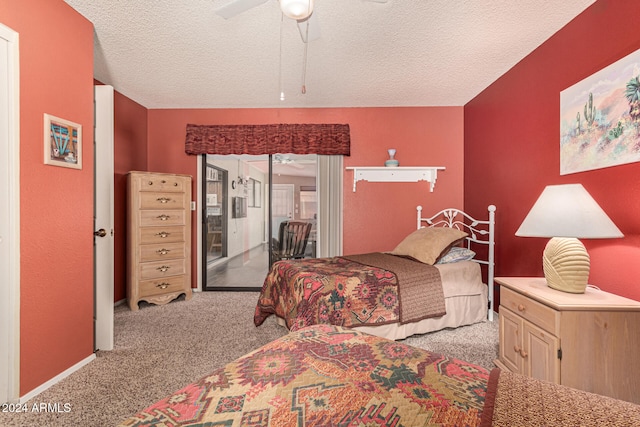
140 242 187 262
139 258 186 280
139 226 186 244
140 209 186 227
139 192 187 210
137 174 187 193
138 276 187 297
501 287 559 335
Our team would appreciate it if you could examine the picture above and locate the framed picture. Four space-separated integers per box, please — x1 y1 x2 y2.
560 47 640 174
44 113 82 169
249 178 261 208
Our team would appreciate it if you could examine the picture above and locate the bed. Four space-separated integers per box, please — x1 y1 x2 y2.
118 324 640 427
254 205 496 340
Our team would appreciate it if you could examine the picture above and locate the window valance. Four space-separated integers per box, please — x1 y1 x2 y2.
185 123 350 156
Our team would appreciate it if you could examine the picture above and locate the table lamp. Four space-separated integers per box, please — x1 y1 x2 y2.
515 184 623 293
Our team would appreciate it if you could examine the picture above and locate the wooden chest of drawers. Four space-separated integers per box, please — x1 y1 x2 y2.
127 171 192 310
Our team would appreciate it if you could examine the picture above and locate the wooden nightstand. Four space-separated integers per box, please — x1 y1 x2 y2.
494 277 640 404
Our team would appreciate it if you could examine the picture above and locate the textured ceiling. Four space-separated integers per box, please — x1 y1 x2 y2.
63 0 595 109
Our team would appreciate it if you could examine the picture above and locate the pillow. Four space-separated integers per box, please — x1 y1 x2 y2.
436 246 476 264
390 227 468 265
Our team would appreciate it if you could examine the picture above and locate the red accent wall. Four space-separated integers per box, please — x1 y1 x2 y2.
146 107 464 290
1 0 95 395
464 0 640 301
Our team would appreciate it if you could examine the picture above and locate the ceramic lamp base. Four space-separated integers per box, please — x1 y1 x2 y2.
542 237 590 293
385 159 399 167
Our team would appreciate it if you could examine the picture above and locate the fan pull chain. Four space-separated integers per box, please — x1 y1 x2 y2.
279 13 285 101
301 19 309 94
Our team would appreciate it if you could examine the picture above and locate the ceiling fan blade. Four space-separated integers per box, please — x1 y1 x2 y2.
297 11 321 43
215 0 270 19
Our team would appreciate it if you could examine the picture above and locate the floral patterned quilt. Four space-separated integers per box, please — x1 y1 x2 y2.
254 254 444 331
118 325 489 427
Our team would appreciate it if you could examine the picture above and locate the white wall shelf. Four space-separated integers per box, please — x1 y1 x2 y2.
345 166 445 192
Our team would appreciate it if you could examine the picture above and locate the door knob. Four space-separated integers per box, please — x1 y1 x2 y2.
94 228 107 237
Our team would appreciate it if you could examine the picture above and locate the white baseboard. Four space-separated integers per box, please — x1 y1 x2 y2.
19 353 96 404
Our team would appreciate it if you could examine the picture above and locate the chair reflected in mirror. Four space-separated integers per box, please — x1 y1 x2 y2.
272 221 312 262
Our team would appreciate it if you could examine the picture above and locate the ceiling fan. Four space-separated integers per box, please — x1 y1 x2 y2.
273 154 315 168
215 0 388 43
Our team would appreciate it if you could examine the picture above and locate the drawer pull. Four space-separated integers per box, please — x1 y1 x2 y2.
156 231 170 238
519 349 528 358
161 180 166 184
157 214 170 221
514 345 521 353
517 304 526 312
156 248 170 255
148 181 153 185
174 182 178 186
156 282 170 289
157 197 171 204
157 265 170 272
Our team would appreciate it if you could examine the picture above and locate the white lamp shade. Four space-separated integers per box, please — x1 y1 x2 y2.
515 184 623 239
279 0 314 20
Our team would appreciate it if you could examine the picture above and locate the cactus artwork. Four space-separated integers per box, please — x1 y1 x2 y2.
608 121 624 140
584 92 596 126
560 47 640 175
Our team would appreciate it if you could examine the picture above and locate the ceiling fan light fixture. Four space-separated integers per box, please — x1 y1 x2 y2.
279 0 314 20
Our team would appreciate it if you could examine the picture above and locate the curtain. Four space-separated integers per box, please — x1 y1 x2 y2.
317 155 343 257
185 123 350 156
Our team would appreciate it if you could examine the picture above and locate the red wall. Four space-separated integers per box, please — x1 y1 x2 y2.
145 107 464 290
465 0 640 301
1 0 95 394
113 90 148 302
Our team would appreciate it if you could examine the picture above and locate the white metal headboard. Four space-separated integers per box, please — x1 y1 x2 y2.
416 205 496 321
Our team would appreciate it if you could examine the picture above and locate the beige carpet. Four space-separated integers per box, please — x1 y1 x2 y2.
0 292 498 426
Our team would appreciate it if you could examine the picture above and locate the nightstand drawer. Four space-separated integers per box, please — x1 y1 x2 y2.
501 287 559 334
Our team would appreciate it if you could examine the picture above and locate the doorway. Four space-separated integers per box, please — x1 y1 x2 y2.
203 163 227 263
203 154 318 290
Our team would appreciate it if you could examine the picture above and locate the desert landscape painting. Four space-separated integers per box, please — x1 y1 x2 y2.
560 48 640 175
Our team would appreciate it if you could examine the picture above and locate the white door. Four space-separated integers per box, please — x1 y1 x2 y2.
271 184 294 240
94 85 114 351
0 22 19 404
272 184 294 218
